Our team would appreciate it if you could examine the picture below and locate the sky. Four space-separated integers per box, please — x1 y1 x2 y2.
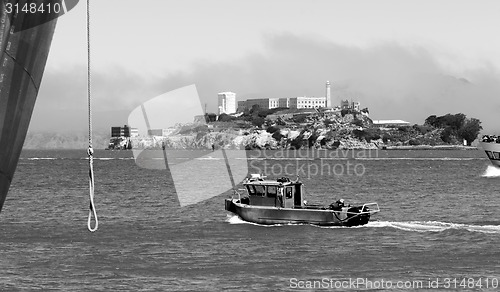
29 0 500 133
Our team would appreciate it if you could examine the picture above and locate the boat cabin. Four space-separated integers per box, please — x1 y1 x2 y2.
242 175 303 208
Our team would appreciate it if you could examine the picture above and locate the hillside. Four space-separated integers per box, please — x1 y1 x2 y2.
127 109 481 150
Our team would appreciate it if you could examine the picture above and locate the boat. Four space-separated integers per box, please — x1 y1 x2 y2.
0 1 60 213
225 174 380 226
479 135 500 167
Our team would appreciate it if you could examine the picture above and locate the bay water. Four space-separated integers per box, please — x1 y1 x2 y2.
1 149 499 291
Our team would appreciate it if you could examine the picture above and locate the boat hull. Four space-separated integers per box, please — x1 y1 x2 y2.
0 1 58 212
225 199 371 226
478 142 500 168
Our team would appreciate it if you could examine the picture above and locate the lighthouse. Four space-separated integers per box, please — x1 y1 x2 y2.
326 81 331 108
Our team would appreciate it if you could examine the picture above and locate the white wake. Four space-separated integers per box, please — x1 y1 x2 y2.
227 216 500 234
482 165 500 178
367 221 500 234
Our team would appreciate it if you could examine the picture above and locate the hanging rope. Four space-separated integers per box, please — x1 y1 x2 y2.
87 0 98 232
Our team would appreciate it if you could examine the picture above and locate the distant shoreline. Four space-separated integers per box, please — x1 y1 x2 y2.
21 145 479 151
383 145 478 150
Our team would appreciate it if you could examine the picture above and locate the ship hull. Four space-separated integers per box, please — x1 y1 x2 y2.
478 142 500 168
0 1 58 212
225 199 372 227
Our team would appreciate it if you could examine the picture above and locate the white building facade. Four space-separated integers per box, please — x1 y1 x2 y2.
218 92 237 114
289 96 326 109
236 96 327 111
239 98 280 111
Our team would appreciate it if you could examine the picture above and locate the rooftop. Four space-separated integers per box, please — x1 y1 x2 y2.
243 175 299 186
372 120 410 124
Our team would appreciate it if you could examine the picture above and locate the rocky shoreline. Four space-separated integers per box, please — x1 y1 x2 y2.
384 145 477 150
127 131 478 151
126 110 479 151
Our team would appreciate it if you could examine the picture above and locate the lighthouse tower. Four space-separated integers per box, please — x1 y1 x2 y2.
326 81 331 108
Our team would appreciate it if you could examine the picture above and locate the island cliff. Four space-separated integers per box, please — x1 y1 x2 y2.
125 109 482 150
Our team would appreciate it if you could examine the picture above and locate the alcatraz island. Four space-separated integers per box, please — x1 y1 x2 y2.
107 82 482 151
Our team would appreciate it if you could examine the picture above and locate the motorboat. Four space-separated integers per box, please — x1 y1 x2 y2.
225 174 379 226
479 135 500 168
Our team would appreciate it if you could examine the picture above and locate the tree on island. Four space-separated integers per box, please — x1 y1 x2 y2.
251 116 265 127
458 118 482 146
425 113 481 145
204 113 217 123
217 113 233 122
424 113 466 131
440 127 453 143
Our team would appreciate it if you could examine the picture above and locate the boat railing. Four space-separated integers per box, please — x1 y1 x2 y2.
231 188 247 201
356 202 380 215
295 202 380 214
334 202 380 223
335 202 381 217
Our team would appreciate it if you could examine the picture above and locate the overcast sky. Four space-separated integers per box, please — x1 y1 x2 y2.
30 0 500 133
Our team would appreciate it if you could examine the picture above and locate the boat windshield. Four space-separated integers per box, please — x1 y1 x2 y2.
267 186 277 198
247 185 266 197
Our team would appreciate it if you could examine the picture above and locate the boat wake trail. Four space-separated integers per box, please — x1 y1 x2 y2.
367 221 500 234
482 165 500 178
227 216 500 234
227 215 248 224
23 157 57 160
226 215 279 227
226 215 317 227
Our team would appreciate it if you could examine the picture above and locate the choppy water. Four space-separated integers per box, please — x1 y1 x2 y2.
1 149 500 291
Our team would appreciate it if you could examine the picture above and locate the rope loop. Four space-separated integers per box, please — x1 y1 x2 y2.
86 0 98 232
87 145 98 232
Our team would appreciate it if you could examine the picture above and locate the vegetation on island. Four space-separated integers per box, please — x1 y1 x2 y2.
424 113 482 146
171 106 483 150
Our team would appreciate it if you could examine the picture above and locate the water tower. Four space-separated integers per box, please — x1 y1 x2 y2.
326 81 331 108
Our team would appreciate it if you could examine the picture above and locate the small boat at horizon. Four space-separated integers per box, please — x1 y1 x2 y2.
225 174 379 226
479 135 500 168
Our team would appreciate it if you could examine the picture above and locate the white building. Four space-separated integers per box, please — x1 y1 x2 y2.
237 96 326 111
218 92 237 114
289 96 326 109
352 101 360 111
372 120 410 127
